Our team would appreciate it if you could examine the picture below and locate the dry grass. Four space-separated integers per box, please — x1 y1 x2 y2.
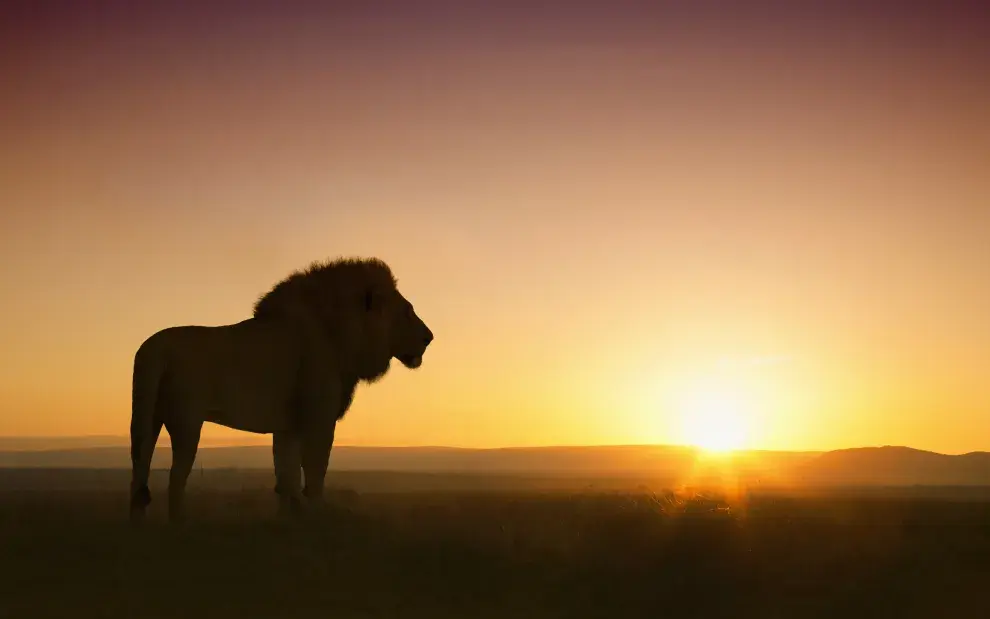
1 470 988 618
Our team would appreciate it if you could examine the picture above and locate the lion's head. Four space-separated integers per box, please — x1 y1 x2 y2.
252 257 433 382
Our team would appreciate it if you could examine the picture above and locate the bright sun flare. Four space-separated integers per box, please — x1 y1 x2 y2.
679 381 750 453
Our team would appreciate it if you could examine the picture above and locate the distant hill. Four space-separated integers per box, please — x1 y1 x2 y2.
0 444 707 472
796 446 990 487
0 436 136 451
0 442 809 480
0 441 987 487
0 435 257 450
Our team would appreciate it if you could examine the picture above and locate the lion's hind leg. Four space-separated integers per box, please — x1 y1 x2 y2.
164 418 202 524
129 417 163 524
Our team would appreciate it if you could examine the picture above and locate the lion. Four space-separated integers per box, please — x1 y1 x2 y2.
128 257 433 523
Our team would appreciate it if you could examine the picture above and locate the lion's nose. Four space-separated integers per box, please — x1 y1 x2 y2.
424 329 434 346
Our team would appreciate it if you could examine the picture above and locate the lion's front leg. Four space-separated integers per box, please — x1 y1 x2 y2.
272 431 304 519
301 422 335 508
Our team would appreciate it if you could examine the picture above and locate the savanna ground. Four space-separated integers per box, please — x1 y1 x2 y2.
1 469 988 618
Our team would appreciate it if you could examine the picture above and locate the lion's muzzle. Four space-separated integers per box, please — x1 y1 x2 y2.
398 354 423 369
396 325 432 370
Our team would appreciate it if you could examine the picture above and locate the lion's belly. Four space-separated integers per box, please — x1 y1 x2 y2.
167 367 296 434
200 379 294 433
204 404 290 434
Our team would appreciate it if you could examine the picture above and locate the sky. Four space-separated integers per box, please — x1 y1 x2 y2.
1 1 989 453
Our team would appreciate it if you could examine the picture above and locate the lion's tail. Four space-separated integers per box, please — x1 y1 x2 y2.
129 332 168 522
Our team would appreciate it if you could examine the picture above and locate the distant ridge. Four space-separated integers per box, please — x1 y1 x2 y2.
796 446 990 487
0 435 134 451
0 435 264 450
0 442 987 487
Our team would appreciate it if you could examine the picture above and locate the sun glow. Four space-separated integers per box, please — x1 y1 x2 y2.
678 377 752 453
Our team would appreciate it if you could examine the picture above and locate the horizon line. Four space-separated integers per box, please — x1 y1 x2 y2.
1 436 987 457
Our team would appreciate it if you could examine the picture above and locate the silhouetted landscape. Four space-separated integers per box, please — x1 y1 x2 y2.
2 441 989 617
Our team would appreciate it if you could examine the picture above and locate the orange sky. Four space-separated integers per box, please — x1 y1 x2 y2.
1 2 989 453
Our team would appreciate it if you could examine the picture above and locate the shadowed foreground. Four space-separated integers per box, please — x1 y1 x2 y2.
2 470 988 618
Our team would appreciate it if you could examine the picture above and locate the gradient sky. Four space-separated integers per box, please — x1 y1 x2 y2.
2 1 988 453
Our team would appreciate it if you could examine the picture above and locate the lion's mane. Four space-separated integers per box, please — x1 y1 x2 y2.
252 257 400 383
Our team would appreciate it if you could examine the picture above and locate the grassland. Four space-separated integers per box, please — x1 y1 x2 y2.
1 469 988 618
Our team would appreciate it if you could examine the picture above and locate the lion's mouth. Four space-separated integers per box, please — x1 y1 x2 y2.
397 354 423 369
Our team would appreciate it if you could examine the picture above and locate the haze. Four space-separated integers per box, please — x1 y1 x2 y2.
1 1 988 454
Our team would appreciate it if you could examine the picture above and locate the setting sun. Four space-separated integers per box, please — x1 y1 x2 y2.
678 377 752 453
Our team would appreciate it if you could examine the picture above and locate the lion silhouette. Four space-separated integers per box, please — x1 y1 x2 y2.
128 257 433 522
